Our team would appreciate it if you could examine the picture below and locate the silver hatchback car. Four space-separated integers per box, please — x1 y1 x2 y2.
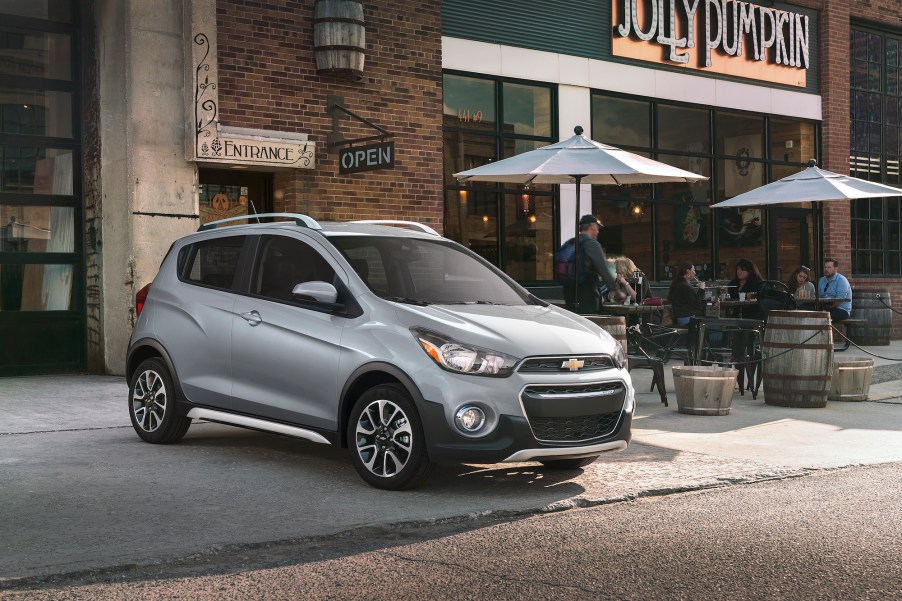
126 214 633 490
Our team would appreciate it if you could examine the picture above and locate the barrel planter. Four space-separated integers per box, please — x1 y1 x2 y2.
586 315 627 359
313 0 365 78
762 310 833 408
849 289 892 346
828 358 874 402
672 365 738 415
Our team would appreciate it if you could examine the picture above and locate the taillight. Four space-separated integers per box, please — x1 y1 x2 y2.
135 283 152 317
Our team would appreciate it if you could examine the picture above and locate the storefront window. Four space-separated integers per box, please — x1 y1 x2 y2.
771 119 816 165
717 157 765 200
591 96 650 149
0 146 73 194
0 263 73 310
443 72 556 280
0 205 73 252
657 203 713 282
850 26 902 275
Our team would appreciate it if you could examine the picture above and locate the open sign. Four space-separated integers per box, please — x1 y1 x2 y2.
338 141 395 175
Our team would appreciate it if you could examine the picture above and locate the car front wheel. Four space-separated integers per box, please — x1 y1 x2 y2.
129 358 191 444
347 384 434 490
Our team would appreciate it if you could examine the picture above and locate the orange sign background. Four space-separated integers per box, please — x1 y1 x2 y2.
611 1 807 87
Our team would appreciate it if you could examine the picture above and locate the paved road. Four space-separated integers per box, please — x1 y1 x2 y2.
6 464 900 600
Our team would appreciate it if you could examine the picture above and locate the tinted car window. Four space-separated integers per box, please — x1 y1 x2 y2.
253 235 336 302
183 236 246 290
331 236 534 305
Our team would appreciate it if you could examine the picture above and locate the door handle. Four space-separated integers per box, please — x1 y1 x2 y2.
240 310 262 326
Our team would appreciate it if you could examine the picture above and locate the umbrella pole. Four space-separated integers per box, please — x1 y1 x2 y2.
573 175 582 313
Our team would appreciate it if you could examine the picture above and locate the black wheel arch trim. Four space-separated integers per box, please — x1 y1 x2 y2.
338 361 426 448
126 338 190 407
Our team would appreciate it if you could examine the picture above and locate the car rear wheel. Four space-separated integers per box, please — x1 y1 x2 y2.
129 358 191 444
539 455 600 469
348 384 434 490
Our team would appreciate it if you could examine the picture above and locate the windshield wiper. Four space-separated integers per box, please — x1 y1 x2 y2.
381 296 431 306
442 300 506 305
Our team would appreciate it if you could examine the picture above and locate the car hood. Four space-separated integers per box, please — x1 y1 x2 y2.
392 302 616 357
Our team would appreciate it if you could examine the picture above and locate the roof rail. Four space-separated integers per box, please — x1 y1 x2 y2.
349 220 440 236
198 213 322 232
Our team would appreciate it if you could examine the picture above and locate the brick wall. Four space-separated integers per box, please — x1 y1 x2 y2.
215 0 443 228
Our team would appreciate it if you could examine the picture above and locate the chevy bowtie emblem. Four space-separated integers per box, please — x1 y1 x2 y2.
561 358 585 371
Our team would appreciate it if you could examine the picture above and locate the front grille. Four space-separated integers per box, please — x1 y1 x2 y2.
529 413 621 443
520 382 626 443
518 356 615 373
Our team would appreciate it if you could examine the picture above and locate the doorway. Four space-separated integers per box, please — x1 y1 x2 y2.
768 208 812 283
198 169 273 226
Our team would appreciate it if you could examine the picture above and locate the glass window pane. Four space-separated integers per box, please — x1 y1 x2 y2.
443 187 499 265
442 130 496 184
0 27 71 80
656 203 713 281
868 93 882 122
771 118 816 164
592 95 650 148
869 33 882 63
868 64 882 92
0 147 73 194
502 137 547 158
590 196 655 281
0 1 71 21
717 158 765 199
870 122 882 153
889 39 899 67
502 82 551 137
715 112 764 158
657 154 711 203
0 89 72 137
503 190 553 280
443 74 496 131
0 205 73 252
657 104 710 153
0 262 73 310
851 60 867 89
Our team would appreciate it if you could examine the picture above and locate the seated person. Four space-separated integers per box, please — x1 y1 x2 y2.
787 265 816 298
609 256 651 304
727 258 764 320
818 258 852 322
667 262 707 326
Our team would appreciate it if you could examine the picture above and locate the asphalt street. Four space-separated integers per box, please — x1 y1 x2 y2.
5 464 901 600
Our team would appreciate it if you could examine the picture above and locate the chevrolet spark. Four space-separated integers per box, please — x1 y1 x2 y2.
126 215 633 490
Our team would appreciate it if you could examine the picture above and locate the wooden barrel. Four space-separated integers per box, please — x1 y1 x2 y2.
762 310 833 408
849 289 892 346
313 0 365 78
586 315 627 359
828 358 874 401
672 365 738 415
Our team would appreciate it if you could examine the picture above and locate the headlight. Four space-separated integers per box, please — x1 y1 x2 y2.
412 328 518 377
611 342 627 370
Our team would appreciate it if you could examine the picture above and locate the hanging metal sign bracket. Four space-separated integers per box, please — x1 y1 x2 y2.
327 96 395 174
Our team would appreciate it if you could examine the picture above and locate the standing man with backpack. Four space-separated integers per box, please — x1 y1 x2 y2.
557 214 618 314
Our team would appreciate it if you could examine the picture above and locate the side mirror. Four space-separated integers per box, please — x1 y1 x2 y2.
291 281 338 304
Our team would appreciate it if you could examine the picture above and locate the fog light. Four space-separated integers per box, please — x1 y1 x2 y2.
455 405 486 433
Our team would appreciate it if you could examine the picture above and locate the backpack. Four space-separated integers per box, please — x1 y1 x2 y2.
554 238 590 285
758 280 797 315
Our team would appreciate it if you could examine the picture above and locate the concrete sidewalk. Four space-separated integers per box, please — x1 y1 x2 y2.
1 343 901 583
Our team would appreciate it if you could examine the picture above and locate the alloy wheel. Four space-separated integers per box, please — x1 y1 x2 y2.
132 369 168 433
354 399 413 477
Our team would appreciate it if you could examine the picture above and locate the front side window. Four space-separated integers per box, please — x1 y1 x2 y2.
252 235 335 302
331 235 533 306
183 236 246 290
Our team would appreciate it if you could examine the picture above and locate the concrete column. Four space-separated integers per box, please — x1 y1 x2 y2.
557 84 592 243
96 0 199 374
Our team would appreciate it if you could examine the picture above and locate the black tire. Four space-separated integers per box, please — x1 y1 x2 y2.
539 455 600 470
128 358 191 444
347 383 434 490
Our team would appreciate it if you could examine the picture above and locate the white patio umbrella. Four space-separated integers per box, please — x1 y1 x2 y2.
711 159 902 208
453 126 707 310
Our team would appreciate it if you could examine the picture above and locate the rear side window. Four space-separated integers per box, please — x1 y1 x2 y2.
181 236 246 290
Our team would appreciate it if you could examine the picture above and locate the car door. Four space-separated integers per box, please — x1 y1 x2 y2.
155 234 249 409
230 233 347 430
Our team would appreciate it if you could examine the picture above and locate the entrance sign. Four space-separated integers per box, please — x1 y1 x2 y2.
612 0 810 87
339 141 395 174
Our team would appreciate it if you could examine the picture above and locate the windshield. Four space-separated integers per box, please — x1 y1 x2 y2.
329 235 535 306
